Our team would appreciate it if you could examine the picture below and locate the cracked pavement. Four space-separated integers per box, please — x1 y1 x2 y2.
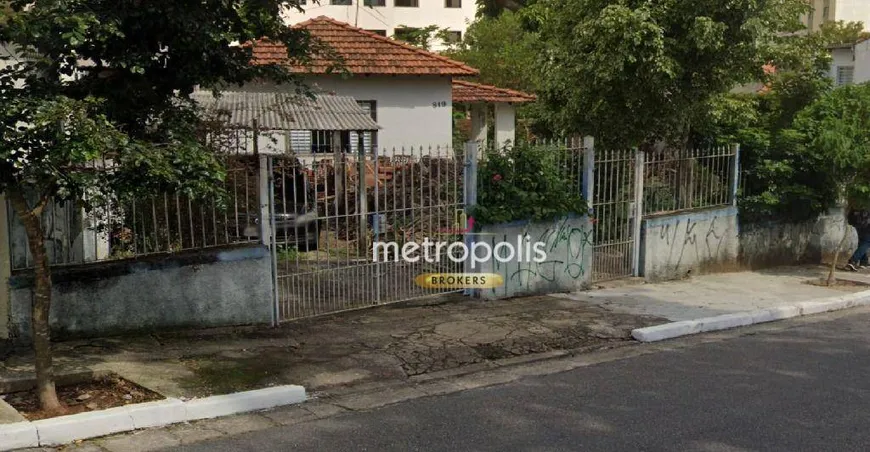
1 292 664 399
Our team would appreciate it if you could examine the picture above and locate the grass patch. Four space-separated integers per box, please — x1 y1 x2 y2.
180 355 286 396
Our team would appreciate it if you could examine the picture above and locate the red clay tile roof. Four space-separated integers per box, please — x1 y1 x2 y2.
452 80 536 103
251 16 478 76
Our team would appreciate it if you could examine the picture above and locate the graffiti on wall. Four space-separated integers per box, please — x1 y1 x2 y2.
485 217 593 298
651 212 735 279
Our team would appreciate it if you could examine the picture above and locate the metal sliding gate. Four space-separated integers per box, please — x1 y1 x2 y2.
268 145 467 321
590 148 640 282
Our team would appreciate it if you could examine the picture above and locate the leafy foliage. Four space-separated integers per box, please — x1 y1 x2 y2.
819 20 870 46
693 30 835 222
476 0 533 18
0 0 318 412
392 25 449 50
0 0 318 203
791 83 870 203
442 11 551 138
533 0 811 148
442 11 539 93
471 143 587 225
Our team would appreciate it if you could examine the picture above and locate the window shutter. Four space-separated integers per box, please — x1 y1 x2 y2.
290 130 312 153
837 66 855 86
351 101 376 154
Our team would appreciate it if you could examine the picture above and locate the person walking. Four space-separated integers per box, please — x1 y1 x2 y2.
846 206 870 271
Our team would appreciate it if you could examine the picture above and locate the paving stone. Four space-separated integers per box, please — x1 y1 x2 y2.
260 405 317 426
60 443 107 452
166 423 224 444
99 429 180 452
331 386 428 411
303 402 347 418
199 413 275 435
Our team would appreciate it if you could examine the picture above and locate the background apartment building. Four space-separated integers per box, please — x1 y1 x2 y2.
804 0 870 31
282 0 476 50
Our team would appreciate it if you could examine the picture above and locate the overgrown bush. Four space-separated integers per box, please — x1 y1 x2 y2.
470 143 588 226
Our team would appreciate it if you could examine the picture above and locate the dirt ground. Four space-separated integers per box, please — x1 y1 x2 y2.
4 374 162 420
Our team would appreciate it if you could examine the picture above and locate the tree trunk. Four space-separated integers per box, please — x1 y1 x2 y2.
7 189 64 414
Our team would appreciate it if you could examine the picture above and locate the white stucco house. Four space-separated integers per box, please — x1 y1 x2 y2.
828 37 870 86
244 16 534 154
281 0 476 51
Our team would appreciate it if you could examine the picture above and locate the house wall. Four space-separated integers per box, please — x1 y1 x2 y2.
241 76 454 152
475 216 593 300
854 39 870 83
7 245 273 341
282 1 476 51
494 103 516 148
830 47 855 84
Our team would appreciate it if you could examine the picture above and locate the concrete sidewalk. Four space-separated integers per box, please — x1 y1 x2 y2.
556 266 869 321
2 265 863 402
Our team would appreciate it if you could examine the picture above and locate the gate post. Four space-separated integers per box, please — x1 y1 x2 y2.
463 141 479 296
357 136 368 261
632 148 644 277
581 136 595 213
730 143 740 206
254 119 278 326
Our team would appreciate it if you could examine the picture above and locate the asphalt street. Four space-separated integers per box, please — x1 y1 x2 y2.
168 311 870 452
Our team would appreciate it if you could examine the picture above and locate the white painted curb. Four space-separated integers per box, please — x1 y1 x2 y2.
631 290 870 343
127 398 187 429
0 385 306 450
34 404 135 446
185 385 307 421
0 421 39 450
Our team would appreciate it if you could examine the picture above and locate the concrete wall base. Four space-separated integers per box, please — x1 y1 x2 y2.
476 216 593 300
8 245 273 341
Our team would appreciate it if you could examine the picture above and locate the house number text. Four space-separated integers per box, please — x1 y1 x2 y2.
432 101 448 108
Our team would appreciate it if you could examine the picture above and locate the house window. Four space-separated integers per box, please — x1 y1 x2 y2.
308 130 353 153
367 29 387 36
364 0 386 5
837 66 855 86
330 0 352 4
393 27 419 43
352 101 378 153
445 0 461 7
394 0 418 7
444 30 462 43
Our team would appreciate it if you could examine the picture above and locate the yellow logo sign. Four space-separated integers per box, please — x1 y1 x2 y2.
414 273 504 289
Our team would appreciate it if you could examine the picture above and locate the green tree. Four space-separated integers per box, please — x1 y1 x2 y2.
819 20 870 45
442 12 539 92
788 83 870 284
476 0 531 19
392 25 448 50
534 0 810 149
694 30 835 223
0 0 316 413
